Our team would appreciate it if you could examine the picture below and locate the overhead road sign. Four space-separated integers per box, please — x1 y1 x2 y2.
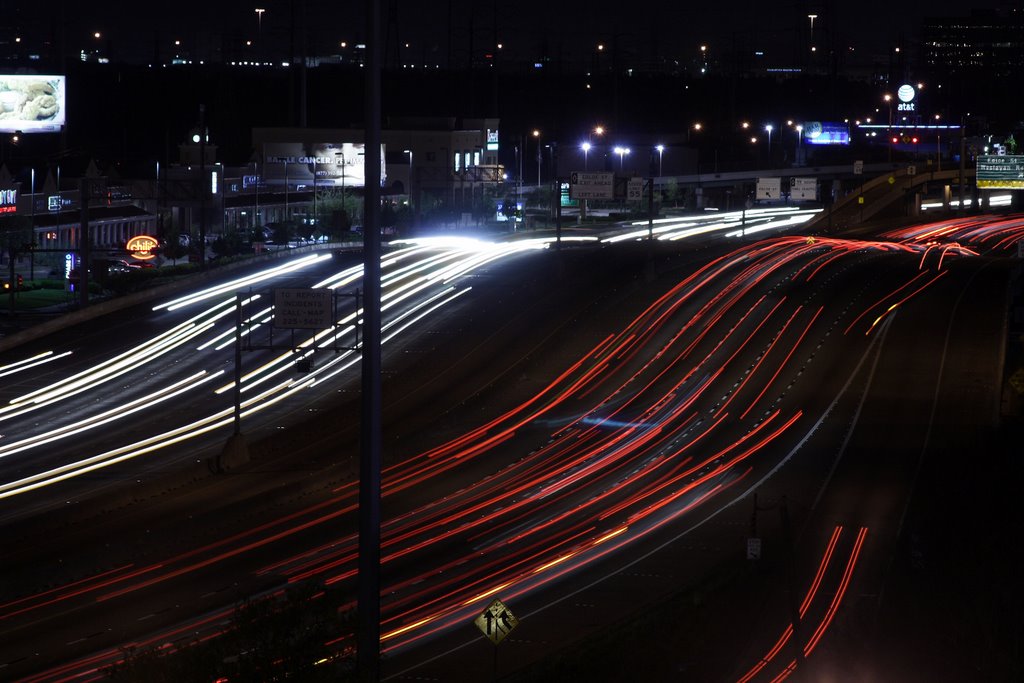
569 171 614 200
756 177 781 200
977 155 1024 189
790 177 817 201
273 288 334 329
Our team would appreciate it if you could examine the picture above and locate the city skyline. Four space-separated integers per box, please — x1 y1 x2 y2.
3 0 994 68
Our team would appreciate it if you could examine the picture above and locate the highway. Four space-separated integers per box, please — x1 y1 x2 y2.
0 209 1018 681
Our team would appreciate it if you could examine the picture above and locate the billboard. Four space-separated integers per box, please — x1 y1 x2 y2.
977 155 1024 189
0 75 66 133
263 142 386 188
803 121 849 146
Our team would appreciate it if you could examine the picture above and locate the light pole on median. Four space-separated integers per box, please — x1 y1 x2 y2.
532 129 541 187
656 144 664 176
614 146 630 172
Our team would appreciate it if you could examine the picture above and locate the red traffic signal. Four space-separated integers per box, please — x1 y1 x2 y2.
891 136 899 144
911 137 919 144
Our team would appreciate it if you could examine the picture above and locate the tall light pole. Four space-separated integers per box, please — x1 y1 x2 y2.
884 94 893 162
403 149 413 217
656 144 664 176
581 141 591 170
532 129 541 187
765 124 773 159
255 8 265 38
614 146 630 172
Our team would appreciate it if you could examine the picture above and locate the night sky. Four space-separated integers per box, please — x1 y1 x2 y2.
8 0 986 66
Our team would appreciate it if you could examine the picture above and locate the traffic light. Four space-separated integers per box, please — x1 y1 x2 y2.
911 136 919 145
891 136 899 144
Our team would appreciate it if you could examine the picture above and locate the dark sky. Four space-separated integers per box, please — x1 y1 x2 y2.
9 0 989 66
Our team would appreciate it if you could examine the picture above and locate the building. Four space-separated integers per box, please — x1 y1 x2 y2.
922 9 1024 77
252 117 505 224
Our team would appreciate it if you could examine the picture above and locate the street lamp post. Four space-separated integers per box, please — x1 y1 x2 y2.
581 141 591 170
614 146 630 172
765 124 773 159
532 129 541 187
884 94 894 162
656 144 664 176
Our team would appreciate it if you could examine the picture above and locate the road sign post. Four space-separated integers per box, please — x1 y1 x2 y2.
475 598 519 682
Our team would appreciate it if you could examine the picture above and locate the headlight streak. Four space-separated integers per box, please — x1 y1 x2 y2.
3 294 238 413
210 312 274 352
194 296 264 350
0 321 216 424
0 370 229 500
0 371 213 460
152 254 327 311
0 350 73 379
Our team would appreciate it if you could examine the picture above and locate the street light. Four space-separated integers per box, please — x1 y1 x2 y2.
656 144 664 176
581 141 591 170
614 146 630 172
765 124 773 157
532 129 541 186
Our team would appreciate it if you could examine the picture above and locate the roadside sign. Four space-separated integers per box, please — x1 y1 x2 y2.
274 288 334 329
747 538 762 560
627 177 643 201
756 177 781 200
569 171 614 200
475 598 519 645
853 160 864 175
907 165 917 176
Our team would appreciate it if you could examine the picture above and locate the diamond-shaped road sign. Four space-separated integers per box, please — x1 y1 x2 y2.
474 598 519 645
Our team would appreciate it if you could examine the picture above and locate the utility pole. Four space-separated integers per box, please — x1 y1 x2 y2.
552 143 561 248
198 104 207 269
958 134 966 216
78 178 91 308
357 0 383 679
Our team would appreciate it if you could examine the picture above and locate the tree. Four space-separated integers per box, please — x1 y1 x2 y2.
105 582 355 682
0 214 33 309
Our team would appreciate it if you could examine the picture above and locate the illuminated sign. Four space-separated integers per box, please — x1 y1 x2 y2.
804 121 850 146
263 142 387 188
126 235 158 260
0 187 16 214
64 252 74 280
896 84 916 112
0 75 66 133
977 155 1024 189
486 129 499 151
